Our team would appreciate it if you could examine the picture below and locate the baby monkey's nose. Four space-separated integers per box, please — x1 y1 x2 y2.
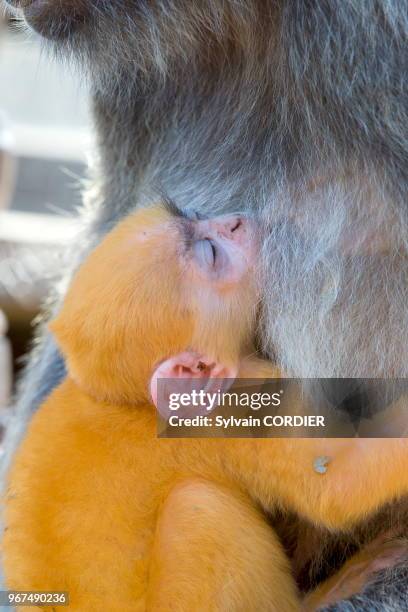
226 217 243 234
195 214 254 249
210 214 251 240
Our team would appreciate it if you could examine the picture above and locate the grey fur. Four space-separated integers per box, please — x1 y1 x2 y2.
2 1 408 609
323 565 408 612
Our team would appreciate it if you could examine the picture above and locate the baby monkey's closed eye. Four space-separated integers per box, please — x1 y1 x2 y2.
193 239 218 269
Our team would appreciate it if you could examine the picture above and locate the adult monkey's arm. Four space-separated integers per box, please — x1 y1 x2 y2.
2 2 408 610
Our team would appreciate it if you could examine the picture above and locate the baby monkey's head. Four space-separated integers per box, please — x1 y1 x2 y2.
51 203 259 405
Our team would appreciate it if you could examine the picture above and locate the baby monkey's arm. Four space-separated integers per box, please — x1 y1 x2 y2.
148 479 300 612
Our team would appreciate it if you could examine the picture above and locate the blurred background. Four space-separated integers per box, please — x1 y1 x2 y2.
0 12 91 408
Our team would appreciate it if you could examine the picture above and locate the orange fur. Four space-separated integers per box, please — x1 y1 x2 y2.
3 204 408 611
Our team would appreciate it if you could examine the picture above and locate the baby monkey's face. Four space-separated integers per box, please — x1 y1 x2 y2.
52 203 259 404
128 203 258 324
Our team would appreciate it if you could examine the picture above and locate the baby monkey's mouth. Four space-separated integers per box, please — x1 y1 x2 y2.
5 0 88 40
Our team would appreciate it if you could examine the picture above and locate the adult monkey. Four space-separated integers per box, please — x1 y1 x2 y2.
2 1 408 610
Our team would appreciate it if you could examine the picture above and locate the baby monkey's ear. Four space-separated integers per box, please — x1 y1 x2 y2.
150 351 238 410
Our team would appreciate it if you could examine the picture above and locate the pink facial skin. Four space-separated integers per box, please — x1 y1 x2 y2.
190 214 257 286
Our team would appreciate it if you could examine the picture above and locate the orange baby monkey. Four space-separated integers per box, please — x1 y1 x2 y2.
3 203 408 611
